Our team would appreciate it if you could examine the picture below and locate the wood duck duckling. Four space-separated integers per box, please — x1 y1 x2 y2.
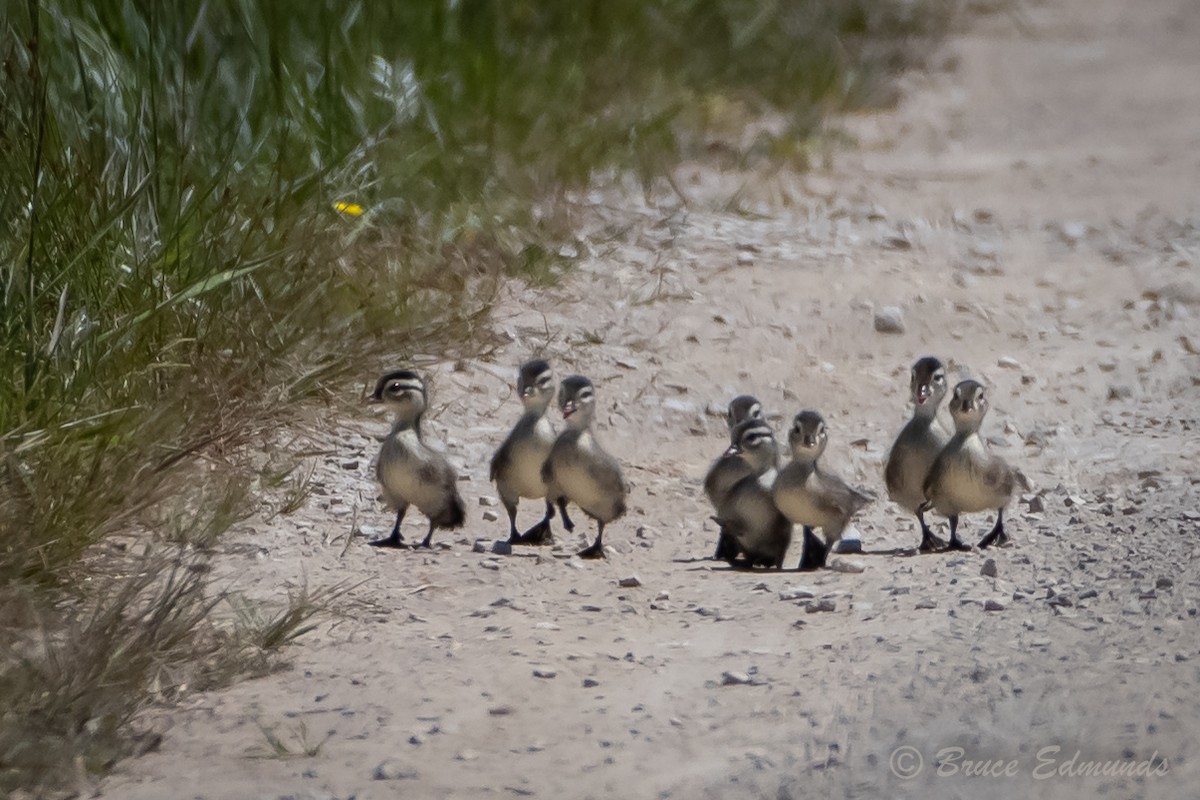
718 419 793 569
727 393 782 469
773 411 871 570
541 375 628 559
884 356 951 552
369 370 466 549
700 400 777 563
490 359 568 545
921 379 1015 551
726 394 765 429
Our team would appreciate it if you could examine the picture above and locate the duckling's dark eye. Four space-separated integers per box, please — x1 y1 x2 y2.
934 373 945 383
388 382 403 393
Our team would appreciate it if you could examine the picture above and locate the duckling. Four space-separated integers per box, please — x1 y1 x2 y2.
726 394 765 429
718 419 793 568
368 370 466 549
489 359 568 545
727 393 783 468
541 375 628 559
884 357 951 552
704 394 771 562
921 379 1015 550
773 411 871 570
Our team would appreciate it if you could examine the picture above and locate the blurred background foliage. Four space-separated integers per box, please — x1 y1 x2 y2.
0 0 949 583
0 0 950 789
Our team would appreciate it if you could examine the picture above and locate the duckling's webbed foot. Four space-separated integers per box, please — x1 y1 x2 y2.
713 528 740 563
944 515 972 551
977 511 1007 549
916 505 944 552
798 527 828 571
504 502 521 543
415 522 435 549
557 498 576 532
918 523 946 553
517 518 553 546
368 532 407 548
576 523 605 559
369 509 408 548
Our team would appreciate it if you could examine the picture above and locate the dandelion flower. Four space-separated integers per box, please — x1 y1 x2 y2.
334 201 365 216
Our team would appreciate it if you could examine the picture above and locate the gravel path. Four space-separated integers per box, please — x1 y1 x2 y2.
100 1 1200 798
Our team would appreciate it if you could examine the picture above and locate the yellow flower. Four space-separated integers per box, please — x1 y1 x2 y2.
334 201 365 216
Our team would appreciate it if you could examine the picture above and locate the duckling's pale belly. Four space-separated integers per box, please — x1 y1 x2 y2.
507 427 554 499
378 435 449 515
928 439 1010 515
554 459 623 522
933 468 1005 514
773 469 833 528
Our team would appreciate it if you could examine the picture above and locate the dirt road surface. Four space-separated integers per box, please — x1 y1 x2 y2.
100 0 1200 797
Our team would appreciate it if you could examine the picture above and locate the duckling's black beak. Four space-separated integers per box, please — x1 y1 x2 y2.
803 435 817 447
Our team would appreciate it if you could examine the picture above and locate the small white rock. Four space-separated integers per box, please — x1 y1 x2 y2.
874 306 906 334
828 558 866 574
373 759 417 780
779 586 817 601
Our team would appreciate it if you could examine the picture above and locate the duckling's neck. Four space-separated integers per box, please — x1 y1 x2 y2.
788 450 819 468
912 401 940 422
565 412 594 432
952 416 982 437
523 397 552 417
390 413 423 437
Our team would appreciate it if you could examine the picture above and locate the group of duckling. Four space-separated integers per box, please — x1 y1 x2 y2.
366 362 625 559
707 356 1017 572
364 356 1017 569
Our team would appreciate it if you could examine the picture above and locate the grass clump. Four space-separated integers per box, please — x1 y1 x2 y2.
0 0 953 793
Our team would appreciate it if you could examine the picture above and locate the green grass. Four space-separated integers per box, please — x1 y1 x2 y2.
0 0 953 792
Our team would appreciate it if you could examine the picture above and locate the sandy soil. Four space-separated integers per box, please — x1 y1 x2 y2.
99 0 1200 798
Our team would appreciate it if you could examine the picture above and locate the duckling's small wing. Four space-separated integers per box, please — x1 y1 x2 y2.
817 471 871 517
489 434 513 483
586 455 627 499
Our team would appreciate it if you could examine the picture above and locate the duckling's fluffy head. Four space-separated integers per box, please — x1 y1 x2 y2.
517 359 555 411
728 418 777 472
558 374 596 427
948 379 989 429
371 370 427 416
787 410 828 461
726 394 764 430
910 356 948 411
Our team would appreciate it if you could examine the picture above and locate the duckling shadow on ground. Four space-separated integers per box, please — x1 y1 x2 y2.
860 546 921 557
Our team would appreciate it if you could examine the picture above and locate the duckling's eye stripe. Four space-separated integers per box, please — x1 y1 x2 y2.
389 381 422 393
